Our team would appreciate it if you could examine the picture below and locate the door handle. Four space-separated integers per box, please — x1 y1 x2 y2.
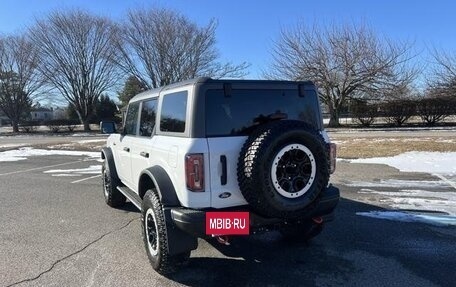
123 147 130 152
140 151 149 158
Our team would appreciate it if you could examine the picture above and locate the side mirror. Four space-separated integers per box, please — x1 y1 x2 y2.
100 121 117 134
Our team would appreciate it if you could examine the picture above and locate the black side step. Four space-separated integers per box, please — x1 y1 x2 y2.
117 186 142 211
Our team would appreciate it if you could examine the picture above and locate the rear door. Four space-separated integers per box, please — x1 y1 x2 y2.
130 98 158 193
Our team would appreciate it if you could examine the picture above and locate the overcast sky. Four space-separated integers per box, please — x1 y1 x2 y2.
1 0 455 78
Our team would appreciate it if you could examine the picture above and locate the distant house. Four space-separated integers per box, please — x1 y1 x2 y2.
52 107 67 120
30 107 53 121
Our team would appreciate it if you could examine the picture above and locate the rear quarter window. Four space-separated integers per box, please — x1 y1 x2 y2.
160 91 187 133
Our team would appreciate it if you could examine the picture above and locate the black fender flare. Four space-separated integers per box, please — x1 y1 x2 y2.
139 166 181 207
140 166 197 255
101 147 120 180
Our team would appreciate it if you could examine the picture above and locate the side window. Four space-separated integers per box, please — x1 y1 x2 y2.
139 99 157 137
160 91 187 133
124 102 140 135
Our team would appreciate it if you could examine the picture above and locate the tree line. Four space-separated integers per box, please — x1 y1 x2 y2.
0 8 247 132
1 8 455 131
351 96 456 127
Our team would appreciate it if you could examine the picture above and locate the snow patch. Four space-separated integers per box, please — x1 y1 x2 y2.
44 165 101 175
357 188 456 215
51 174 82 177
357 211 456 226
0 147 100 162
70 133 106 137
349 152 456 175
77 139 106 144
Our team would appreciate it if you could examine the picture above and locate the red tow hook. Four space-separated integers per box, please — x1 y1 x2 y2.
312 217 323 224
215 236 231 245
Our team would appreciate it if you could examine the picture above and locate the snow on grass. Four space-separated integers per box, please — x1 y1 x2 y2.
347 179 447 189
0 143 26 149
77 139 106 144
70 133 107 137
350 151 456 175
44 165 101 175
0 147 100 162
357 211 456 226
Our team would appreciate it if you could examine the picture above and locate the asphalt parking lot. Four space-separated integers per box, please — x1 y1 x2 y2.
0 147 455 286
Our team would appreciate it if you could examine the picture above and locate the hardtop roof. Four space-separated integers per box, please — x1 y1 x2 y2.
129 77 314 103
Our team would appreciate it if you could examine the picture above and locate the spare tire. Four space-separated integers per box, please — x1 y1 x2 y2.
237 120 329 219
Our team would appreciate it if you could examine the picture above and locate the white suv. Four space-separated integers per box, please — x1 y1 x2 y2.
101 78 339 274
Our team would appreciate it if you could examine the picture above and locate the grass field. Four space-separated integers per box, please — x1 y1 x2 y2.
332 135 456 158
2 128 455 159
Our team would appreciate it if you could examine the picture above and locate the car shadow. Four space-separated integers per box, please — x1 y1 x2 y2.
166 197 456 287
116 201 141 213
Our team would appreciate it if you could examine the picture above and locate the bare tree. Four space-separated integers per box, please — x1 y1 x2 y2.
115 8 248 89
29 10 120 131
0 35 43 132
417 96 453 126
266 23 415 127
428 49 456 98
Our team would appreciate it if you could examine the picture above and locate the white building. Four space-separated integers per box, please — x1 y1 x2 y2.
30 108 53 121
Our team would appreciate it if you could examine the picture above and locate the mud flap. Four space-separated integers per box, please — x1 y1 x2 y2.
163 208 198 256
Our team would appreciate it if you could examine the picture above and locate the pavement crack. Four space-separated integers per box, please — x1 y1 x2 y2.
5 217 139 287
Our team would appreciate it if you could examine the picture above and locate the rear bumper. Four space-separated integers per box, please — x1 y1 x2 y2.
170 185 340 237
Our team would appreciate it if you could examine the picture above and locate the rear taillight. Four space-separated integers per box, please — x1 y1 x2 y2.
185 153 205 192
329 143 337 174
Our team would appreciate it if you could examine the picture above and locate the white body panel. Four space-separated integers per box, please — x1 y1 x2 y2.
108 134 212 208
148 136 211 208
206 137 249 208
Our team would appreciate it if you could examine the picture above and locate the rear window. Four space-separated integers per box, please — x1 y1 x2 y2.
205 89 314 137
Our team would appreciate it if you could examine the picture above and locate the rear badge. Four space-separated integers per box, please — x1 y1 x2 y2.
219 192 231 199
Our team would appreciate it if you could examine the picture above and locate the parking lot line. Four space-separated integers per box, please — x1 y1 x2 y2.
0 160 84 177
433 173 456 190
71 174 101 184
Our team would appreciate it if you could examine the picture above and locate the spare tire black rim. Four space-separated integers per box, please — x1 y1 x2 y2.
271 144 316 198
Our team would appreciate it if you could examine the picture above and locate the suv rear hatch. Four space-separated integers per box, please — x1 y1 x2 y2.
204 83 323 208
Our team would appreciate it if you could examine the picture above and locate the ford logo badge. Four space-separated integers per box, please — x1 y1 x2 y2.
219 192 231 199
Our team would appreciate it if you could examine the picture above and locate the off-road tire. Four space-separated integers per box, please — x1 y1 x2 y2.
102 160 126 207
142 189 190 275
237 120 329 218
